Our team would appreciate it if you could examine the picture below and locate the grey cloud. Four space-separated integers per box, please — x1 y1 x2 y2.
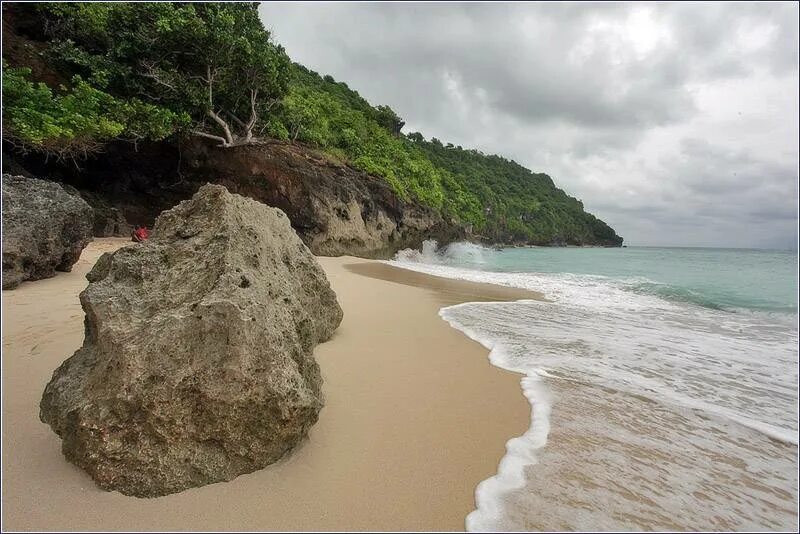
262 2 794 131
259 1 798 248
664 1 799 77
592 138 798 245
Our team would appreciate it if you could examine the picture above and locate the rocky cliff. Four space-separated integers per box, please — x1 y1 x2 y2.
6 140 466 258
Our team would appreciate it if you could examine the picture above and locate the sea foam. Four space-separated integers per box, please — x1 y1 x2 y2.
436 308 554 531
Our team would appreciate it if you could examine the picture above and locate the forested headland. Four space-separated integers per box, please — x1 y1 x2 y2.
2 2 622 247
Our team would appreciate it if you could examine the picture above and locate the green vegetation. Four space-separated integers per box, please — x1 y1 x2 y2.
268 65 620 244
2 62 187 158
27 2 291 147
413 138 622 244
2 2 621 245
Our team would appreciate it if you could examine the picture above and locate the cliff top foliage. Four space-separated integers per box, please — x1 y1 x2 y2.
1 2 622 245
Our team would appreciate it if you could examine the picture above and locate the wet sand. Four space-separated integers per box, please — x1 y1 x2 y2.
2 238 539 531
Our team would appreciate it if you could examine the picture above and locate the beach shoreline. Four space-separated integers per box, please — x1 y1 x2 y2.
2 238 537 531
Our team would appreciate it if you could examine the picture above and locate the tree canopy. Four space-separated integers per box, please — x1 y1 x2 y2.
2 61 187 159
266 64 621 245
34 2 290 147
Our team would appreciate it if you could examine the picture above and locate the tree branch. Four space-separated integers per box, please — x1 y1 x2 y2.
204 65 235 146
244 89 259 142
207 110 235 146
192 129 230 147
227 112 248 129
139 60 177 92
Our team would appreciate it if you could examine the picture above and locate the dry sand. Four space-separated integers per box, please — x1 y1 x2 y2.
2 238 539 531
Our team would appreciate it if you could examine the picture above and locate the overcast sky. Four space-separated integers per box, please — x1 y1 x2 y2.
259 1 799 248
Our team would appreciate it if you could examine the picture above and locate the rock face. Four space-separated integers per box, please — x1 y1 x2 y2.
8 140 466 256
39 184 343 497
80 191 133 237
187 141 467 258
2 174 93 290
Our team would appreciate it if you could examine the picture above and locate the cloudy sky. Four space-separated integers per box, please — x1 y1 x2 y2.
259 2 799 248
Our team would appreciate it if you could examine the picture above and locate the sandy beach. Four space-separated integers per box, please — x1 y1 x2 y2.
2 238 540 531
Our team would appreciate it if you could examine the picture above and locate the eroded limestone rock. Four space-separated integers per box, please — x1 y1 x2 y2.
40 184 343 497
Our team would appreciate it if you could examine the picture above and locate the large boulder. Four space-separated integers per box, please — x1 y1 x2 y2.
2 174 93 289
39 184 343 497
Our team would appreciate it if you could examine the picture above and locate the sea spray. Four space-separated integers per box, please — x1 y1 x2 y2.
393 239 492 267
393 239 440 263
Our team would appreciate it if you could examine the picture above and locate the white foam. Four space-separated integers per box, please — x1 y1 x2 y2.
467 374 551 532
420 265 800 438
393 239 493 267
437 308 553 532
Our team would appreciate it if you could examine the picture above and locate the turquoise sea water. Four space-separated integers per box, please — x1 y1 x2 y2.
391 242 799 531
407 244 798 314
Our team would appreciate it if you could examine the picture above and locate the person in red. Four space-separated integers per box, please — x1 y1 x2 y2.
131 226 150 243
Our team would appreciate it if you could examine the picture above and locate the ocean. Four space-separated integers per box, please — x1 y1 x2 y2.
390 242 799 531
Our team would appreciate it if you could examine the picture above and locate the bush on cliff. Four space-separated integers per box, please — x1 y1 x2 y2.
2 62 187 158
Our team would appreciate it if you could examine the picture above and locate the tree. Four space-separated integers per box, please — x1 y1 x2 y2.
38 2 291 147
372 104 405 135
407 131 424 143
2 61 187 160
